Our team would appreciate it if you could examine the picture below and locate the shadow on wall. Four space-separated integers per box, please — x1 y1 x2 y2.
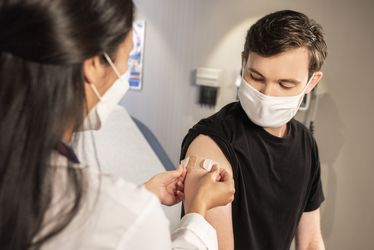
200 16 261 112
315 94 344 241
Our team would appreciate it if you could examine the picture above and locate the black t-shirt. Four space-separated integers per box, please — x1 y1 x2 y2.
180 102 324 250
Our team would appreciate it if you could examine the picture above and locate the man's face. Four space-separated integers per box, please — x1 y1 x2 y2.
243 47 316 97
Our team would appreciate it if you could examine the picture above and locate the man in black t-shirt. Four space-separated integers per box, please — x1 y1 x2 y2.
181 10 328 250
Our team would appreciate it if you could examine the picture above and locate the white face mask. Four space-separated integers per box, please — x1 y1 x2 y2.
238 69 314 128
80 53 129 131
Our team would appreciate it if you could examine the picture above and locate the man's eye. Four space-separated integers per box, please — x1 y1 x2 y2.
279 82 294 89
250 74 263 82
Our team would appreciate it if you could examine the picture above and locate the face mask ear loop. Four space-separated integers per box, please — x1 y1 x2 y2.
296 73 315 108
300 73 315 95
90 83 102 101
103 53 122 78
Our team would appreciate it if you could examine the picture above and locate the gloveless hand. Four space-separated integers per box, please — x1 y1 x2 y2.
186 165 235 217
144 165 187 206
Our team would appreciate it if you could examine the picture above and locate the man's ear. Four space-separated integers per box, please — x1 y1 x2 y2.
306 71 323 94
241 51 247 66
83 56 106 87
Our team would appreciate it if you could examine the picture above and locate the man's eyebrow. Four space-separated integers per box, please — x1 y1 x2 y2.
249 67 302 84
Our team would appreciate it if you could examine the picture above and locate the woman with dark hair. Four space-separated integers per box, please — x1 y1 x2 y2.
0 0 235 249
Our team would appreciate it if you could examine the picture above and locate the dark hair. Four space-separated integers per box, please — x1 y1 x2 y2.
243 10 328 75
0 0 134 249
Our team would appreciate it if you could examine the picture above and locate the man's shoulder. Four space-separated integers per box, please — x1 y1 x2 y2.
181 102 244 157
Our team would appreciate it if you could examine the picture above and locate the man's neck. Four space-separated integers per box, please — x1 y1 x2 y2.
263 124 288 138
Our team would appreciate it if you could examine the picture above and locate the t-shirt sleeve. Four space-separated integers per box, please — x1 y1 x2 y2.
180 118 238 176
304 139 325 212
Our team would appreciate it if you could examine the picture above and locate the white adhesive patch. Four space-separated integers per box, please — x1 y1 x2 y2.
181 156 217 171
202 159 217 171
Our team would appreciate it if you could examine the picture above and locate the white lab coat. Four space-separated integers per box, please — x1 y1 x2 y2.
37 151 218 250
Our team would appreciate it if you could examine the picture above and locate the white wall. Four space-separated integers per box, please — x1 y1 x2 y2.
122 0 374 249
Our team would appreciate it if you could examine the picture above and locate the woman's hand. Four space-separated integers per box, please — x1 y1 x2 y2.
144 165 187 206
185 165 235 217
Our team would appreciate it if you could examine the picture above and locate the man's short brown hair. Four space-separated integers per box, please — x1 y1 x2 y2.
243 10 328 75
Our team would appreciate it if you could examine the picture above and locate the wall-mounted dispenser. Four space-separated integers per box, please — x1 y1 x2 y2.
196 67 222 108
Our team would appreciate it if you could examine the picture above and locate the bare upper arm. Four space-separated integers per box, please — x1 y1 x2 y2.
295 209 325 250
183 134 234 250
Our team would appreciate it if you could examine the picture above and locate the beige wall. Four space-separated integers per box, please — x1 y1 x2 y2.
123 0 374 249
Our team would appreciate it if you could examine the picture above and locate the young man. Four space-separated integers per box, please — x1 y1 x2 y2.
181 10 327 250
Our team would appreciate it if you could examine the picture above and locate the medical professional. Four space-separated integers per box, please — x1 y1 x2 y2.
0 0 235 249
